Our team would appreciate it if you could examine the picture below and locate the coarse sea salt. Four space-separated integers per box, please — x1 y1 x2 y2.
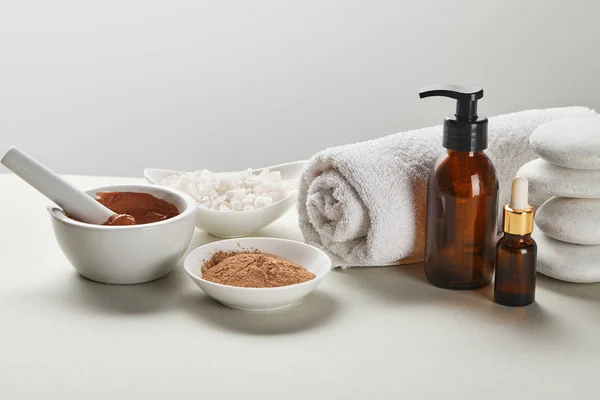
160 168 297 211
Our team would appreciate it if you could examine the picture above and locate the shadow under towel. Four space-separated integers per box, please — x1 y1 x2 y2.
298 107 597 267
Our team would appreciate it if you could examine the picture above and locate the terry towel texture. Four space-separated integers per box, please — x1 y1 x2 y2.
298 107 597 266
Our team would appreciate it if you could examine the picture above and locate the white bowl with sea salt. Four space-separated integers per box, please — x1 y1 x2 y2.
144 160 306 238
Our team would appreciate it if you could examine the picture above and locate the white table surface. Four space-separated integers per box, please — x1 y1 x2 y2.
1 173 599 399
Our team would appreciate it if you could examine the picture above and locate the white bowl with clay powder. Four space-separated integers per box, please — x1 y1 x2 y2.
183 238 332 311
144 160 306 238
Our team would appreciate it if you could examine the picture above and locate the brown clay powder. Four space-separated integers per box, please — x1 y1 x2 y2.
201 251 316 288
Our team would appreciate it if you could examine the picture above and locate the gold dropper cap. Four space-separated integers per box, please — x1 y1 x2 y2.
503 176 534 235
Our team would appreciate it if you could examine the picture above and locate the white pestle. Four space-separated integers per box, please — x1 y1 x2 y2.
1 146 128 225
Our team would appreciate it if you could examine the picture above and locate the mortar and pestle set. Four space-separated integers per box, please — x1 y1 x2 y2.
2 147 331 311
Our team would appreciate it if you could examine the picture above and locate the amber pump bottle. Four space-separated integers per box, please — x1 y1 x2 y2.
420 85 499 290
494 176 537 306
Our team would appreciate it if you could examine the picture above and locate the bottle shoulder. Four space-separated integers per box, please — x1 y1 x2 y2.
429 150 498 196
497 235 537 250
432 151 496 172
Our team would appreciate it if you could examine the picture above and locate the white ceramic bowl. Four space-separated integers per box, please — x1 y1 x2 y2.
144 160 306 238
183 238 332 311
48 184 197 284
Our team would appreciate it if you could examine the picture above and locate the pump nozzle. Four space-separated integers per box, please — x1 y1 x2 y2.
419 84 483 120
418 83 488 152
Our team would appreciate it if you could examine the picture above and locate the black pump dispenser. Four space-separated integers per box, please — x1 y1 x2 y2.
419 84 488 152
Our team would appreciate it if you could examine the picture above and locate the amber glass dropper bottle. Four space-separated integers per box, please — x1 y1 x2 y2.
494 176 537 307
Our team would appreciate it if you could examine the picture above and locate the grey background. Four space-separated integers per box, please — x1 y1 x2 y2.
1 0 599 177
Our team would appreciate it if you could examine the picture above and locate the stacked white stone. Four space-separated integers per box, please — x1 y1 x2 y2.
517 116 600 283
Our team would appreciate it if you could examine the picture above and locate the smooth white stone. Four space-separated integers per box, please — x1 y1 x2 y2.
517 158 600 198
532 228 600 283
530 116 600 169
536 197 600 244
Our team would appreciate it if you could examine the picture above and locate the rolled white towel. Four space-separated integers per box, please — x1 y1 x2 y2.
298 107 597 266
